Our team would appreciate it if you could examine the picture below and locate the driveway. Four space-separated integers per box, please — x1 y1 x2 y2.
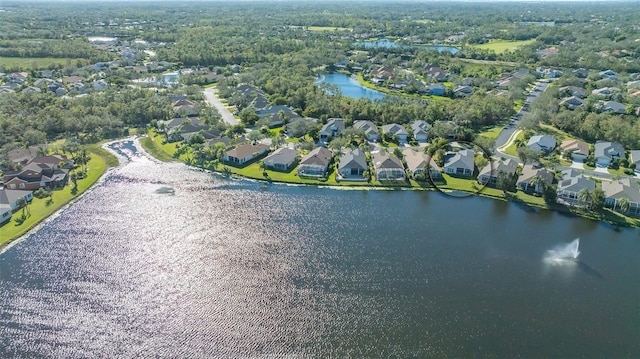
202 87 239 126
594 166 609 174
570 161 584 169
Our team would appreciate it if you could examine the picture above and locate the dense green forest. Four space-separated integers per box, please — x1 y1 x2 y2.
1 0 639 156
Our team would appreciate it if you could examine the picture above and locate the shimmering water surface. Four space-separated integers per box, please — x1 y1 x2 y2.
1 140 638 358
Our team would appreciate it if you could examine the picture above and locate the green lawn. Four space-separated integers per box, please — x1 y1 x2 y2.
477 126 505 141
140 136 176 162
473 39 536 54
1 147 115 247
0 57 75 70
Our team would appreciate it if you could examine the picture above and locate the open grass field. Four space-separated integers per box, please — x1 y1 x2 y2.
473 39 536 54
1 146 116 247
477 126 505 141
0 57 72 70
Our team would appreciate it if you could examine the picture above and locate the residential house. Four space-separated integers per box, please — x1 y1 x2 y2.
0 189 33 225
517 164 554 194
0 189 33 211
262 148 298 172
319 118 345 142
159 117 211 143
453 85 474 98
630 150 640 174
353 120 379 142
560 139 589 162
626 80 640 89
373 151 406 181
599 69 618 80
237 84 269 109
172 99 199 117
594 140 625 167
63 75 83 86
557 169 596 205
477 158 518 187
558 86 586 98
601 100 627 115
426 84 446 96
223 143 269 166
338 148 368 179
602 178 640 216
381 123 408 144
297 147 333 177
1 145 44 166
92 79 109 91
444 149 475 177
21 87 42 94
527 135 556 154
559 96 585 110
256 106 299 127
403 148 436 179
3 158 70 191
572 68 589 78
424 64 449 82
591 87 620 98
410 121 430 143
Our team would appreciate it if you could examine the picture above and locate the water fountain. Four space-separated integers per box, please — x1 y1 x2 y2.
543 238 580 264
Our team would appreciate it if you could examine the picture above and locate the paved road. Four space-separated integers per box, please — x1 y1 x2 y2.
494 81 550 150
202 87 239 126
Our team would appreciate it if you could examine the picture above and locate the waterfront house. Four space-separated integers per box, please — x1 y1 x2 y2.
262 148 298 172
223 143 269 166
0 189 33 212
297 147 332 177
353 120 379 142
373 151 405 181
402 148 433 178
560 139 590 162
602 178 640 216
338 149 368 180
517 164 554 194
160 117 211 143
0 204 11 225
3 156 71 191
319 118 345 142
410 121 430 143
594 140 625 167
556 169 595 206
477 159 518 187
527 135 556 154
444 149 474 177
381 123 408 144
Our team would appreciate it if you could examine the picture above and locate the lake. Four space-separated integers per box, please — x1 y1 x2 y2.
316 72 385 100
0 140 638 358
354 38 460 54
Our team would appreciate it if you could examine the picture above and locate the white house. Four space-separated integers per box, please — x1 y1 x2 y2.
560 140 589 162
602 178 640 216
223 143 270 166
444 149 474 177
373 151 405 181
297 147 332 177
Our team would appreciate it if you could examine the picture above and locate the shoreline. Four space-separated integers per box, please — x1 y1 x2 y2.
139 134 639 229
0 140 122 253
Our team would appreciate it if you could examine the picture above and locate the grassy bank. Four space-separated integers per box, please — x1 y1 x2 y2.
1 146 117 248
140 135 176 162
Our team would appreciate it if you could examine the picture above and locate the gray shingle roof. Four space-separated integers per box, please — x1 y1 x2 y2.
339 148 367 171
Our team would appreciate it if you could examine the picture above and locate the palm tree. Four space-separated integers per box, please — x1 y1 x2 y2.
529 175 544 193
577 188 592 207
616 197 630 213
